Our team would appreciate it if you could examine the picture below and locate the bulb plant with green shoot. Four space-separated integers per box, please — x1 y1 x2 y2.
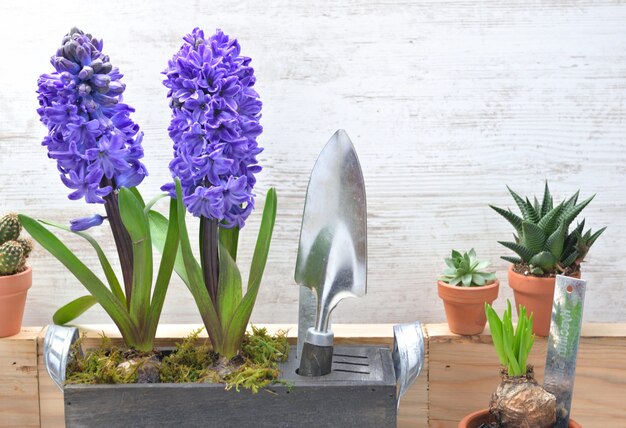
491 182 605 276
484 301 557 427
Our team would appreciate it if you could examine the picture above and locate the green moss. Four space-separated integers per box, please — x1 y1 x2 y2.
65 326 290 394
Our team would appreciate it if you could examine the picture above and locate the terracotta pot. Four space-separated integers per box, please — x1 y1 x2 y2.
458 409 582 428
438 279 499 335
0 266 32 337
508 266 580 337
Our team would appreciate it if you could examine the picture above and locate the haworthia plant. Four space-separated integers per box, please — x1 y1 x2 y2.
490 182 606 275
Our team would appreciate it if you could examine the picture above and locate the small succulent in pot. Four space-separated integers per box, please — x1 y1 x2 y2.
491 182 605 276
0 214 33 276
437 249 499 335
439 249 497 287
483 301 556 428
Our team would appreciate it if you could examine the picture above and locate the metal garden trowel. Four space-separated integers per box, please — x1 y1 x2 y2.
295 129 367 377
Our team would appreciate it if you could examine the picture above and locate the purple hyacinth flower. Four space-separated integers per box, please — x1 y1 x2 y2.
162 28 263 229
184 186 225 219
37 28 147 204
70 214 105 231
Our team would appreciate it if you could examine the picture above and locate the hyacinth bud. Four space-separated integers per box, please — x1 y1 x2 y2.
36 27 147 206
100 62 113 74
90 58 103 72
53 57 80 73
78 66 94 80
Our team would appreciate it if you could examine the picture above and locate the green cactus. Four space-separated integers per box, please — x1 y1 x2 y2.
491 182 606 275
16 237 33 258
0 213 22 244
0 214 33 276
0 240 25 275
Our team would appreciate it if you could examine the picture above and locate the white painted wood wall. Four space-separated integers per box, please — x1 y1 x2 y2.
1 0 625 327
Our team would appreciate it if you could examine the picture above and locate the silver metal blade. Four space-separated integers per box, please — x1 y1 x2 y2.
295 129 367 356
544 275 587 428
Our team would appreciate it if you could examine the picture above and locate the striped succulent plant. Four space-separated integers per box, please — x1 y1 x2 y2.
491 183 605 275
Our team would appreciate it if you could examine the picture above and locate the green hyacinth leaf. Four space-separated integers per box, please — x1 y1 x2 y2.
222 187 277 359
146 198 179 340
521 221 546 253
174 179 223 350
148 209 195 289
39 220 126 306
53 295 97 325
219 227 240 262
217 241 243 329
118 187 153 331
18 215 135 341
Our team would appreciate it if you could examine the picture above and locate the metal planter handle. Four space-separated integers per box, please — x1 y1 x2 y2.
393 321 425 405
44 324 79 390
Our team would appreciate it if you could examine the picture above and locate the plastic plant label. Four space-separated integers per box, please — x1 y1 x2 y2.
544 275 586 428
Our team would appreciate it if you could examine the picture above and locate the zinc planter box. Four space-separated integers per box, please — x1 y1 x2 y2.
41 325 412 428
61 345 397 428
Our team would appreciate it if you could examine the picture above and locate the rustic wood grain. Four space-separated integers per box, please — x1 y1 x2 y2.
0 0 624 329
427 323 626 428
0 327 41 428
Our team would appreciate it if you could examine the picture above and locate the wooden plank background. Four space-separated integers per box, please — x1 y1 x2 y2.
0 0 625 327
0 327 40 428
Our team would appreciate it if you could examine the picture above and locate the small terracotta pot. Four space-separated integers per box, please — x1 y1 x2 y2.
508 266 580 337
458 409 582 428
0 266 32 338
438 279 499 335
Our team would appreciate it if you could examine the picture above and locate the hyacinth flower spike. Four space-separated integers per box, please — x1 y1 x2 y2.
34 27 148 300
155 28 276 358
21 28 178 352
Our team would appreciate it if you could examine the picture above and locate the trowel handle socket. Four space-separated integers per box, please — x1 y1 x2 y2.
298 342 333 377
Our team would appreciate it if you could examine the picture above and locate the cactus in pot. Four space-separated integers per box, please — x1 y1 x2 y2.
0 214 32 276
0 213 34 337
